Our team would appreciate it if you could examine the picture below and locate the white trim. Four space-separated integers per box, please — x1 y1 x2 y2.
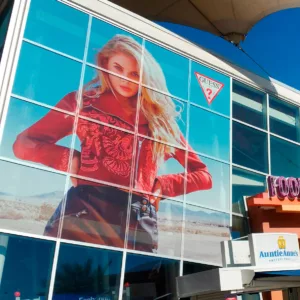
0 228 57 242
229 76 233 228
118 250 127 300
266 93 272 175
0 0 31 145
22 38 84 63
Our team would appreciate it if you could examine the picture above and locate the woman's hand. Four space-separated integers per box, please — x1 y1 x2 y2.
150 180 162 211
70 154 81 187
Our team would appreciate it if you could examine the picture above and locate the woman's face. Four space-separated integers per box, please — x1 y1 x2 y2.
107 52 140 98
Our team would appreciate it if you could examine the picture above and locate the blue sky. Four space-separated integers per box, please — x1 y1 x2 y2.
158 8 300 91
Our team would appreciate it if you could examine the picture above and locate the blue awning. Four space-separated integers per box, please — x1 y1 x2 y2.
257 270 300 277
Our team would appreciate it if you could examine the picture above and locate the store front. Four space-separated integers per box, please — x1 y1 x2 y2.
0 0 300 299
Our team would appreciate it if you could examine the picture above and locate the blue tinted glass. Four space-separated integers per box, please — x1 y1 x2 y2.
184 205 230 264
123 253 179 300
0 98 75 166
232 81 266 129
53 243 122 299
270 135 300 177
232 167 266 215
190 61 230 116
0 160 66 236
0 233 55 299
233 122 268 173
231 216 250 239
24 0 88 59
269 96 299 142
144 41 189 100
186 154 230 212
188 104 230 161
13 42 82 107
183 261 218 275
88 17 143 75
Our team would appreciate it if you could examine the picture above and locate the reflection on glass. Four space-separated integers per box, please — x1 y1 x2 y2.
0 233 55 300
13 42 82 108
88 17 143 71
183 261 218 275
144 41 189 100
232 121 268 173
83 66 139 131
71 118 135 188
157 200 183 257
0 97 75 169
133 138 187 201
123 253 179 300
190 61 230 116
269 96 299 142
127 199 183 256
231 216 250 239
270 135 300 177
232 81 266 129
0 160 66 236
186 154 229 212
53 243 122 299
25 0 88 58
47 179 130 248
137 88 187 139
184 204 230 264
188 104 230 161
232 167 266 215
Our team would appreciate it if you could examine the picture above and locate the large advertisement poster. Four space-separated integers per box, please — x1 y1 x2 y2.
0 0 230 265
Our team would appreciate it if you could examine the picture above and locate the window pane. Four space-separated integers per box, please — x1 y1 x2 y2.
190 61 230 116
270 135 300 177
0 160 66 236
144 41 189 100
188 104 230 161
186 155 230 212
13 42 82 108
0 1 13 61
0 233 55 299
232 167 266 215
127 199 183 257
55 178 130 249
53 243 122 299
0 98 75 170
123 253 179 300
232 81 266 129
183 261 218 275
269 96 299 142
137 88 188 140
25 0 88 59
133 138 186 201
184 205 230 265
83 66 139 132
231 216 250 239
233 121 268 173
88 17 143 77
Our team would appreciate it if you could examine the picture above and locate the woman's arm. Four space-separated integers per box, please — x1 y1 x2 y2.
13 92 80 172
155 135 212 198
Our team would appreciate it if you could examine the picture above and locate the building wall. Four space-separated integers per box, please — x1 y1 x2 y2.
0 0 299 299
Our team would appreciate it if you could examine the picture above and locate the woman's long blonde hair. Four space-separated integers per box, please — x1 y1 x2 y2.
83 34 183 161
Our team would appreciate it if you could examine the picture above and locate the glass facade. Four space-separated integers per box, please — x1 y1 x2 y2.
0 0 299 299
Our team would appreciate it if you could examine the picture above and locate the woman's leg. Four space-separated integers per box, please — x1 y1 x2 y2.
44 185 129 248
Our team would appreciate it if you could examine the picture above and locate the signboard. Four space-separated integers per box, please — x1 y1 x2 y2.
195 72 224 104
267 175 300 200
249 233 300 267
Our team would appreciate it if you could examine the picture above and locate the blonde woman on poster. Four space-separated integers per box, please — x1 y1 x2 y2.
13 34 212 252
